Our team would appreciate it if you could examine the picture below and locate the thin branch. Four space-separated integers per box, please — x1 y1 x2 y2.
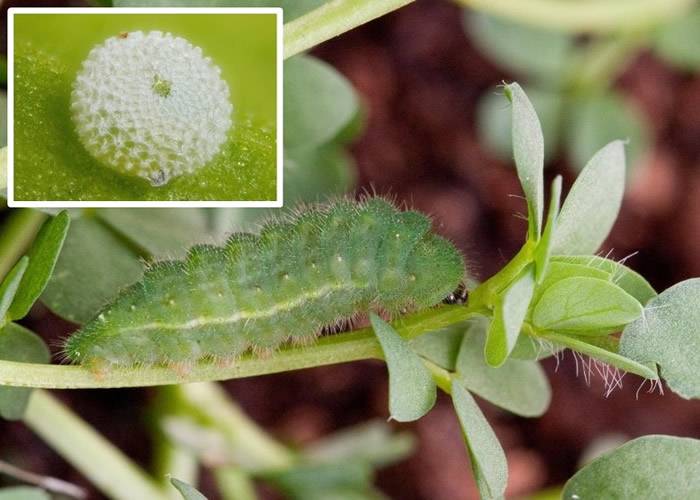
457 0 695 34
0 459 87 499
284 0 415 59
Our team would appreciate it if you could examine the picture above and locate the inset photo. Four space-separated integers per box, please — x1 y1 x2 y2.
7 7 282 207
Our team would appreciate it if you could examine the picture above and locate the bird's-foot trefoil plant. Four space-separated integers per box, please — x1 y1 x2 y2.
0 1 699 499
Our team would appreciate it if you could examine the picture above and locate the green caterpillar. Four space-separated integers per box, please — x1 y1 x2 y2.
64 198 466 369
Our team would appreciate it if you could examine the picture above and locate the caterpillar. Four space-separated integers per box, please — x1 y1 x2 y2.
64 198 466 369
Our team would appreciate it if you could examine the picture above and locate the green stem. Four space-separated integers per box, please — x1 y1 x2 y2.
0 305 472 389
457 0 695 34
0 209 46 279
177 383 295 471
23 390 168 500
284 0 415 59
215 467 257 500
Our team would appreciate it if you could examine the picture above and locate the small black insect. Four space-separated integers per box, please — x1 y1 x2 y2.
443 282 468 305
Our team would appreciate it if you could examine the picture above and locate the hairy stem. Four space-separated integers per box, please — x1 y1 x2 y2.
0 306 473 389
284 0 415 59
457 0 695 34
23 390 169 500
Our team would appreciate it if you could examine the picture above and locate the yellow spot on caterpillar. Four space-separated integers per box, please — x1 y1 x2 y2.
168 299 176 306
336 255 343 262
409 274 417 281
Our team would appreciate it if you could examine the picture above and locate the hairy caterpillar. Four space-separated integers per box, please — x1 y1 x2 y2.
71 31 232 186
64 198 466 369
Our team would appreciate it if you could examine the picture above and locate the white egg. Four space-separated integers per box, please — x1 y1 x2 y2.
71 31 233 186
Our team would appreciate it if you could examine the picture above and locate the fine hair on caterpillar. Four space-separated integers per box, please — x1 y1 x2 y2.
63 197 466 371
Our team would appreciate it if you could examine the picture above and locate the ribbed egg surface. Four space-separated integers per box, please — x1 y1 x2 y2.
71 31 233 186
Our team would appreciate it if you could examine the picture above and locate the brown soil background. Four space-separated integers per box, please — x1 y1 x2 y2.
2 1 700 498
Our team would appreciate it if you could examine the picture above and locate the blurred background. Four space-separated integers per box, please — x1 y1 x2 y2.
2 0 700 498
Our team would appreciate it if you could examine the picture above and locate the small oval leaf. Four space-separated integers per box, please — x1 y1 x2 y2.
620 278 700 399
532 277 642 334
552 140 626 255
485 265 535 367
9 211 70 321
504 82 545 239
170 477 208 500
0 257 29 322
563 435 700 500
370 314 437 422
450 380 508 500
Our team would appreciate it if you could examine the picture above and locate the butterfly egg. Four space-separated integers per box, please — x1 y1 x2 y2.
70 31 233 186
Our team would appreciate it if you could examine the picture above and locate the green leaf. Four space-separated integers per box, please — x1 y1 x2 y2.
284 143 356 204
284 55 358 149
542 332 657 380
14 14 277 202
565 92 648 175
654 8 700 71
0 323 51 420
476 85 562 164
620 278 700 399
552 140 626 255
370 313 436 422
0 487 50 500
41 217 143 324
504 82 545 239
550 255 657 305
411 323 466 371
170 477 207 500
509 332 561 361
563 435 700 499
458 319 551 417
95 209 210 259
305 420 414 468
0 257 29 323
532 276 642 334
8 211 70 321
450 380 507 500
264 462 375 500
534 176 562 283
532 260 610 307
465 13 575 84
485 265 535 366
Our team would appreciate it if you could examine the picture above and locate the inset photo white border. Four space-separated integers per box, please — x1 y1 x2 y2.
7 7 283 208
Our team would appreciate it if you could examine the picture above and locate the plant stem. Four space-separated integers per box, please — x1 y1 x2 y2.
0 305 473 389
0 458 86 499
457 0 695 34
0 209 46 279
284 0 415 59
23 390 169 500
215 467 257 500
177 383 295 471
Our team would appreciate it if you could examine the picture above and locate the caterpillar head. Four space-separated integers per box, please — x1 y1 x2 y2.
71 31 233 186
404 234 465 310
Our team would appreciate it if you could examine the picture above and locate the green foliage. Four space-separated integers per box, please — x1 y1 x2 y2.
505 82 544 238
0 323 50 420
284 55 358 149
13 13 277 202
476 86 562 163
531 276 642 334
551 140 626 255
620 278 700 398
451 380 507 500
7 211 69 320
456 320 551 417
563 436 700 499
485 265 535 366
170 477 208 500
0 488 50 500
465 13 574 84
653 8 700 71
0 257 28 323
370 314 436 422
565 93 649 175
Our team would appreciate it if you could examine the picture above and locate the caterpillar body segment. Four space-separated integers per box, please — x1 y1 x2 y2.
64 199 466 368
